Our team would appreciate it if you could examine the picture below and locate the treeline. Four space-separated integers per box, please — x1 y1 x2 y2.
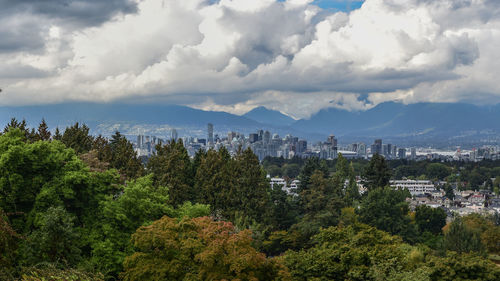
1 119 499 281
263 155 500 191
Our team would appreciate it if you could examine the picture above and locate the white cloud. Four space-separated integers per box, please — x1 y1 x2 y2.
1 0 499 117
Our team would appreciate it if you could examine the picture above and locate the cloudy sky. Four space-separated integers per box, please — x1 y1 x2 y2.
0 0 499 119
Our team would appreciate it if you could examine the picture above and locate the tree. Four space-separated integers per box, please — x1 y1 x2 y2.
232 147 274 225
89 175 176 278
444 217 484 254
53 127 62 140
363 154 391 191
298 157 328 193
283 163 301 178
345 162 361 206
195 148 233 218
35 118 51 141
61 122 94 154
426 163 451 181
357 187 416 242
415 205 447 235
147 139 195 206
21 206 81 266
108 131 143 179
0 208 19 280
121 216 289 281
284 223 417 281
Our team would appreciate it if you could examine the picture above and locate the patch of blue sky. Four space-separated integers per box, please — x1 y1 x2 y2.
313 0 364 11
209 1 365 13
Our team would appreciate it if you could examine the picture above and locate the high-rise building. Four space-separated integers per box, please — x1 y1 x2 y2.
297 139 307 153
207 123 214 147
263 130 271 144
171 129 178 141
398 148 406 159
249 133 259 143
137 135 143 148
411 147 417 160
371 139 382 155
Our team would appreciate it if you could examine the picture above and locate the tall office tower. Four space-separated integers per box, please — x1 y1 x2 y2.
137 135 142 148
207 123 214 147
258 130 264 141
392 145 398 157
372 139 382 155
297 139 307 153
398 148 406 159
358 142 367 157
411 147 417 160
263 130 271 144
171 129 178 141
249 133 259 143
386 144 392 156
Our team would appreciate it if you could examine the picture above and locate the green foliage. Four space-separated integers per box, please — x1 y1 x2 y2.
357 187 417 242
363 154 391 191
232 147 274 225
108 131 143 179
61 123 94 154
298 158 328 192
283 163 301 178
35 119 51 142
415 205 447 235
285 223 500 281
444 217 485 254
426 163 451 180
21 264 104 281
195 148 234 217
147 139 195 206
284 223 415 281
345 163 361 206
20 206 81 266
121 216 289 281
89 175 176 278
0 208 19 280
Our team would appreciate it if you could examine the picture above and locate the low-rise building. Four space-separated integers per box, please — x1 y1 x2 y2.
390 180 436 196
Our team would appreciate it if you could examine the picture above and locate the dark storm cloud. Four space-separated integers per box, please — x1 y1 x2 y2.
0 0 138 26
0 0 138 53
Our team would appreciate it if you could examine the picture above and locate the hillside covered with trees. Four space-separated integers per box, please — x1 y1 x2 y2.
1 118 499 281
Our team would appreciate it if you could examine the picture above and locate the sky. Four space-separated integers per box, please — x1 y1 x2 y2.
0 0 499 119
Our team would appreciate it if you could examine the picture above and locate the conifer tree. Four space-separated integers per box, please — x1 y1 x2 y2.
61 122 93 154
363 153 391 191
147 139 194 206
35 118 51 141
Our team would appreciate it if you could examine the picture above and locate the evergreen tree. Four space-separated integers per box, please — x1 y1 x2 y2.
232 147 273 225
61 122 94 154
298 157 329 193
35 118 51 141
108 131 143 179
147 139 195 206
53 127 62 140
363 153 391 191
195 148 233 218
345 162 361 206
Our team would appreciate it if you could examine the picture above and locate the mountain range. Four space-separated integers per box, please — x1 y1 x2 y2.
1 102 499 146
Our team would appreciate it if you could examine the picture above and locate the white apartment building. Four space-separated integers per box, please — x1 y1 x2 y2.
390 180 437 196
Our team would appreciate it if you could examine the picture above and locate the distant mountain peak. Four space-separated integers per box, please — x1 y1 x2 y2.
243 106 295 127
